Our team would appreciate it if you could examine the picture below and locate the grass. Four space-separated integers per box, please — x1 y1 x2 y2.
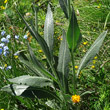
0 0 110 109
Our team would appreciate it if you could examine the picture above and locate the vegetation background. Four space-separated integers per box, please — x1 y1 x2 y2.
0 0 110 109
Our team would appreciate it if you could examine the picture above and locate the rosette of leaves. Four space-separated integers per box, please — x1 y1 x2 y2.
1 0 107 109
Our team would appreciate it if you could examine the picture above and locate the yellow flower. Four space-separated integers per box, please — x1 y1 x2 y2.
4 0 8 3
71 95 80 103
14 55 18 59
1 6 5 10
82 49 86 53
57 36 62 40
97 6 100 9
93 60 96 64
94 56 97 59
91 65 95 69
75 66 78 69
40 32 43 35
39 50 43 53
4 64 7 68
83 41 88 45
1 109 4 110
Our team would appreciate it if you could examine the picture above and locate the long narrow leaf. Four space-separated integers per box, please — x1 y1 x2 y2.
16 9 52 63
77 31 107 76
44 4 54 57
59 0 68 19
57 30 70 93
18 51 57 82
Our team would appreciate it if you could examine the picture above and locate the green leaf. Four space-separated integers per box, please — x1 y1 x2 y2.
17 51 57 83
59 0 68 19
16 9 52 63
1 84 29 96
57 30 70 93
1 84 61 101
9 75 53 88
44 4 54 57
67 8 82 51
77 31 107 76
17 51 44 77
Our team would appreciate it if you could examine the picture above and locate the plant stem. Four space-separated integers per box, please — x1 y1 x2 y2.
68 0 71 20
71 51 77 94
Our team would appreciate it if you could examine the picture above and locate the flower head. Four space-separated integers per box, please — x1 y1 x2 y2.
75 66 78 69
6 66 12 70
6 35 11 39
0 43 5 47
83 41 88 45
4 0 8 3
71 95 80 103
94 56 97 60
1 31 6 36
3 46 9 51
14 53 18 59
4 64 7 68
1 37 9 43
15 35 19 39
23 35 28 39
91 65 95 69
0 6 5 10
0 48 2 55
39 50 43 53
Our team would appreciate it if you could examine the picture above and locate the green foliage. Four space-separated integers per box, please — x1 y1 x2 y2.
67 8 82 51
0 0 109 109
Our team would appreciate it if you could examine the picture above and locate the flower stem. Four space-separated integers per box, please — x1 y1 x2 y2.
71 52 77 94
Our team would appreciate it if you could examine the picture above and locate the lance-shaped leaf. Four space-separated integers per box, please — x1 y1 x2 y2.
16 9 52 63
8 75 53 88
59 0 68 19
67 8 82 51
57 30 70 93
1 84 61 101
44 4 54 57
77 31 107 76
17 51 57 82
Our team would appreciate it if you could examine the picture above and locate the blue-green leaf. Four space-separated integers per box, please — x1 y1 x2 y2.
16 9 52 63
17 51 57 82
57 30 70 93
77 31 107 76
44 4 54 57
9 75 53 88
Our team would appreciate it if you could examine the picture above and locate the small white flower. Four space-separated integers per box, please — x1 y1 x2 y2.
23 35 28 39
0 43 5 47
6 35 11 39
15 35 19 39
3 46 9 51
